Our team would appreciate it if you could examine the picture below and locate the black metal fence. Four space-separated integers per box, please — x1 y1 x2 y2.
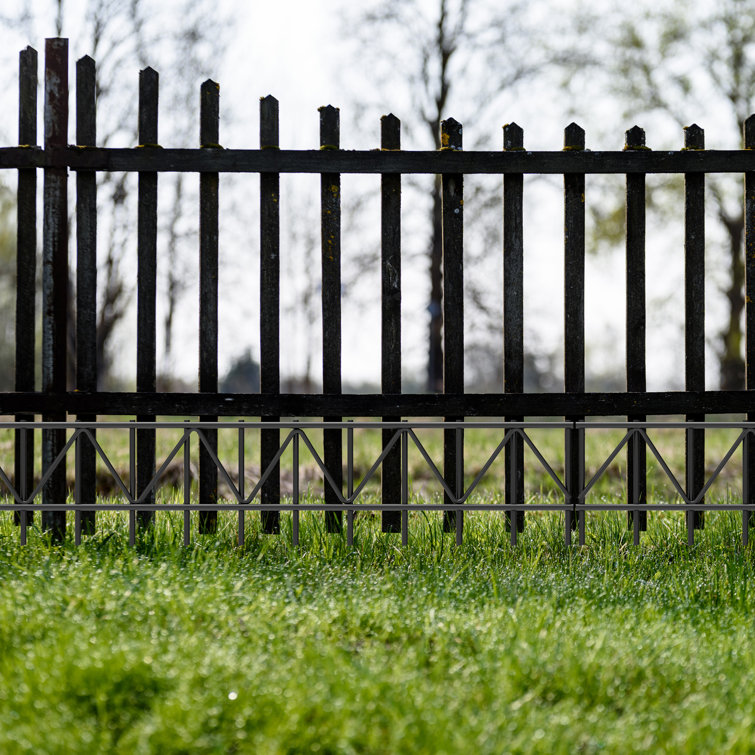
3 38 755 545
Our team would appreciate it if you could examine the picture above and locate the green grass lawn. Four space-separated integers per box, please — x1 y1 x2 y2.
2 502 755 753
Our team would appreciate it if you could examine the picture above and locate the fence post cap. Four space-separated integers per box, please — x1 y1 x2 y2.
683 123 704 150
564 122 585 150
624 125 647 150
503 122 524 150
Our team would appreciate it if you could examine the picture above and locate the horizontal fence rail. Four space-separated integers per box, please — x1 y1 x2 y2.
2 420 755 548
5 146 755 174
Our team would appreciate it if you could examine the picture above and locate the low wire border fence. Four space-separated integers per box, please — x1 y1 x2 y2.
2 420 755 548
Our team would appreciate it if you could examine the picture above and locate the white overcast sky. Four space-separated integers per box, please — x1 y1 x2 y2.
0 0 736 391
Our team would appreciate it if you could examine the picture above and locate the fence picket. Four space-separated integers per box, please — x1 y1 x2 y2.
684 124 705 538
260 94 281 534
503 122 525 534
75 55 97 536
136 67 159 529
381 113 402 534
42 38 69 541
441 118 464 538
15 46 37 528
625 125 648 536
199 80 220 534
564 123 586 542
320 105 343 532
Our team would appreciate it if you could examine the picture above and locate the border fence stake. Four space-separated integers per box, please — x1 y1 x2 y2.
503 122 525 534
199 79 220 535
42 38 69 542
260 94 281 535
15 46 37 528
136 65 158 531
625 125 648 534
441 117 464 536
320 104 343 534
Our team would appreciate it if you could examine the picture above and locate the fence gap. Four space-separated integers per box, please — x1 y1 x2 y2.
199 79 220 534
42 38 69 542
136 66 158 530
15 46 37 527
441 118 463 536
503 122 525 534
625 125 647 534
381 113 402 534
75 54 97 536
684 124 705 538
564 122 586 542
260 94 281 534
320 105 343 533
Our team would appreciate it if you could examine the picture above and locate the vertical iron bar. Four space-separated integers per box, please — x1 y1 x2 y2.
625 126 647 534
441 118 464 536
293 429 300 546
632 431 641 546
455 425 463 545
745 116 755 528
260 95 281 534
136 67 158 530
184 425 191 546
320 105 343 533
503 123 525 534
238 421 245 547
565 427 573 544
401 427 408 546
20 427 28 545
684 124 705 533
347 422 354 546
74 431 81 545
42 38 68 542
129 421 136 546
76 54 97 536
199 80 220 534
564 123 585 539
381 114 402 533
15 46 37 527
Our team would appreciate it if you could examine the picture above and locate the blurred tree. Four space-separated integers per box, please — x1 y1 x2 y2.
572 0 755 389
220 350 260 393
2 0 227 387
344 0 574 391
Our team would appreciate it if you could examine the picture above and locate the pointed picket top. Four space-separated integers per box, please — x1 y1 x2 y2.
259 95 279 149
503 122 524 150
683 123 704 150
745 114 755 149
19 46 38 146
564 122 585 150
624 125 646 150
75 55 96 146
440 117 462 150
319 104 339 149
200 79 220 147
381 113 400 150
138 66 159 145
